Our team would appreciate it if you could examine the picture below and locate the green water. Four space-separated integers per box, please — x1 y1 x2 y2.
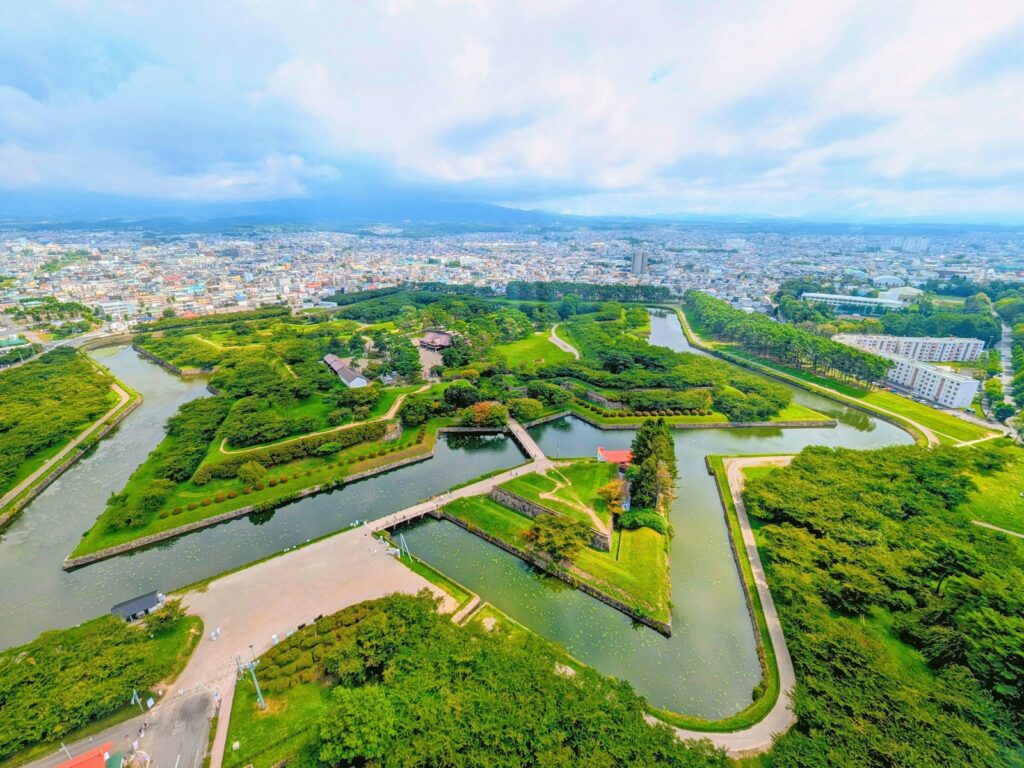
0 346 526 649
398 310 912 718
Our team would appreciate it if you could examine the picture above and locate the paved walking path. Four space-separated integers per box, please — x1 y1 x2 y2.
972 520 1024 539
217 383 429 455
0 378 131 513
549 324 580 359
664 455 796 756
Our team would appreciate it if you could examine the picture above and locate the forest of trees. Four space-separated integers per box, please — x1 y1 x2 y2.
0 348 114 497
539 312 793 421
505 280 673 302
237 592 727 767
744 444 1023 766
686 290 892 385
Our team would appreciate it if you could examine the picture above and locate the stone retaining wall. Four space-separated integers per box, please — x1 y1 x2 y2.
441 510 671 636
570 410 836 431
520 411 571 428
489 486 610 551
584 391 626 410
0 395 143 531
131 343 212 377
62 444 439 570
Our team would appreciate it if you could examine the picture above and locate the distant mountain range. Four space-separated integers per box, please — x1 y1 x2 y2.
0 190 1019 235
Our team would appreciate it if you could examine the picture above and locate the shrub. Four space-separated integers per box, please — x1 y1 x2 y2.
214 494 225 503
172 507 183 515
158 510 170 519
254 482 265 491
280 474 290 483
187 502 198 510
619 509 667 534
200 498 211 507
228 490 238 499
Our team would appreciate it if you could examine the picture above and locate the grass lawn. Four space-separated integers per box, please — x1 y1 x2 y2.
959 444 1024 535
499 460 618 529
444 494 670 622
223 678 328 768
492 331 573 370
769 401 832 423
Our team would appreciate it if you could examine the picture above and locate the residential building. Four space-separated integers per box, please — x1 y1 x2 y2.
323 353 368 388
801 292 904 312
833 334 985 362
882 354 979 409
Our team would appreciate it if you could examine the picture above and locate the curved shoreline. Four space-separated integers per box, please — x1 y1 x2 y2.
0 353 141 531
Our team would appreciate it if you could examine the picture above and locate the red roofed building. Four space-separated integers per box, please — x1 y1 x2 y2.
597 447 633 467
56 742 121 768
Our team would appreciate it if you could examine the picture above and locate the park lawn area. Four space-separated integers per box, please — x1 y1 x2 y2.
223 678 328 768
389 550 474 611
768 401 831 423
959 443 1024 535
444 495 670 622
492 331 573 370
499 460 618 528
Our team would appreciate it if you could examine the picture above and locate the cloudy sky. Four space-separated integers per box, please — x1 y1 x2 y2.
2 0 1023 221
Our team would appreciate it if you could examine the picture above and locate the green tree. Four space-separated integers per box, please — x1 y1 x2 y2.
523 514 590 563
317 685 396 766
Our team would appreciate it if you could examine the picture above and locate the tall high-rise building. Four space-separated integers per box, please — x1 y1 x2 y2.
631 249 648 275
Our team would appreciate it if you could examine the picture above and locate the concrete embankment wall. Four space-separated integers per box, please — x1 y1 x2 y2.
489 486 610 551
570 410 836 431
440 510 672 636
131 344 213 378
1 396 143 531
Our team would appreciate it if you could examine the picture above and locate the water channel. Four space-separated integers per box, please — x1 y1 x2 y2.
0 312 911 720
397 311 912 717
0 346 524 648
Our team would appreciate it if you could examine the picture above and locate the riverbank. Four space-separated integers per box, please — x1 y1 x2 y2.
0 354 141 531
671 303 1001 448
64 421 529 568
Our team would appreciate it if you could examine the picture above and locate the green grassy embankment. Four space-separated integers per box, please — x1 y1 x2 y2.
498 460 617 529
444 494 670 623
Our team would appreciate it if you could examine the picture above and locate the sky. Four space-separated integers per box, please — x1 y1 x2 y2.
1 0 1023 222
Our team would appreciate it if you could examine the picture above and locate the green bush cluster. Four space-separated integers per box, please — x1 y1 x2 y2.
193 421 387 484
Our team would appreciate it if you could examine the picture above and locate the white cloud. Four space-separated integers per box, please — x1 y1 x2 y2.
0 0 1023 218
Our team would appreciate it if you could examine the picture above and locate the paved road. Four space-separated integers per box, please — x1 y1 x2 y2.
0 375 130 513
549 324 580 359
26 689 215 768
664 455 796 757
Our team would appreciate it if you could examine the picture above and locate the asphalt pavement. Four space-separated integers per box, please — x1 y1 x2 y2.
26 688 216 768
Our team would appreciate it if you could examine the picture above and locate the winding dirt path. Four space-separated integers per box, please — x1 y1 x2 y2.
217 384 429 456
549 324 580 359
538 468 607 532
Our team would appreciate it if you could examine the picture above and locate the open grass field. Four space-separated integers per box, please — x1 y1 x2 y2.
960 443 1024 535
224 678 327 768
444 494 670 622
492 331 573 370
499 460 617 528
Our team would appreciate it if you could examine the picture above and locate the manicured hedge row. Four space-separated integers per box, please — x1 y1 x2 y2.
192 421 388 484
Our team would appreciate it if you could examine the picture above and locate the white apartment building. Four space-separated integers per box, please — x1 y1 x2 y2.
801 292 903 312
883 355 979 409
833 334 985 362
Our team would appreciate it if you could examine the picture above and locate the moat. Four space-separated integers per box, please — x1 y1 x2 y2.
0 311 911 719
